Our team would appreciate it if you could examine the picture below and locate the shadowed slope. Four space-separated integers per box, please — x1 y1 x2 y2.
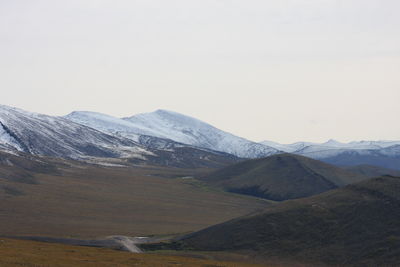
202 153 366 201
173 176 400 266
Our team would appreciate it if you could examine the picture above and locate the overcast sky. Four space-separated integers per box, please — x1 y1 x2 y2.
1 0 399 143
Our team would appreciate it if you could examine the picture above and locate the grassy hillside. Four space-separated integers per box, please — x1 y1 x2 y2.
168 176 400 266
344 164 400 178
0 238 265 267
202 153 366 201
0 152 270 238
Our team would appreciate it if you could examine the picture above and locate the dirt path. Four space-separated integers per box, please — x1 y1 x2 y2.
106 236 146 253
6 235 166 253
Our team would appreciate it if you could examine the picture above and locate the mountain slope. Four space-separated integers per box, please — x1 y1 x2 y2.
170 175 400 266
65 111 158 141
122 110 279 158
0 105 147 159
202 154 367 201
65 110 240 158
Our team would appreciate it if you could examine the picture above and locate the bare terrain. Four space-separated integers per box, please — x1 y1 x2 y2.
0 152 271 238
0 238 267 267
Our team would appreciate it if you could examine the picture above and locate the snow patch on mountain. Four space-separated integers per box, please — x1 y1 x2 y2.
261 139 400 162
0 123 22 151
65 109 279 158
65 111 160 140
123 110 279 158
260 140 317 153
0 105 150 159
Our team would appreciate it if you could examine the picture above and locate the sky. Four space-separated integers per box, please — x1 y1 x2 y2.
1 0 399 143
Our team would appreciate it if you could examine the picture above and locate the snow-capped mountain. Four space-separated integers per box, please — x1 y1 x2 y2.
66 109 279 158
65 111 158 142
3 104 398 169
0 105 149 159
123 110 280 158
261 139 400 153
348 140 400 149
0 105 237 168
261 139 400 170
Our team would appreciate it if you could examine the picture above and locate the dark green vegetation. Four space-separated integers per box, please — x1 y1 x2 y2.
0 151 269 238
344 164 400 178
202 153 367 201
163 176 400 266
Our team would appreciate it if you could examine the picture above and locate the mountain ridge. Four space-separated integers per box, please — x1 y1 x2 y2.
261 139 400 170
0 105 239 168
2 104 400 169
66 109 280 158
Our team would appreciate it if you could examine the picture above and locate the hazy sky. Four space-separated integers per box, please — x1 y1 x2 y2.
1 0 399 143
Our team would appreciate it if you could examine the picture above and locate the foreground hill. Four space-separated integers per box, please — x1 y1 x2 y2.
171 175 400 266
0 151 269 238
202 154 366 201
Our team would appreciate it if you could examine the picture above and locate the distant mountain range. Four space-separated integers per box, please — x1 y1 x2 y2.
261 139 400 170
1 104 399 169
261 139 400 152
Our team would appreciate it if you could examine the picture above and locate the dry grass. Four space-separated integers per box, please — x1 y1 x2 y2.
0 160 270 238
0 238 265 267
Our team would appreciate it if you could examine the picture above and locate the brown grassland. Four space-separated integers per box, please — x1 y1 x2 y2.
0 155 271 238
0 238 267 267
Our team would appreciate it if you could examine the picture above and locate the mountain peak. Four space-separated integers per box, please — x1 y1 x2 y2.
324 139 342 145
66 110 122 121
127 109 206 128
122 110 278 158
154 109 182 115
63 108 278 158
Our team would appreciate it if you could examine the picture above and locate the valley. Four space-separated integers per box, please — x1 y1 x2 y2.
0 153 270 238
0 104 399 266
2 0 399 265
